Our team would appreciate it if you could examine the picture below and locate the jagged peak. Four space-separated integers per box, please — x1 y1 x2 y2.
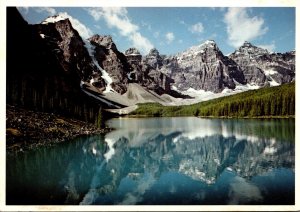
41 14 69 25
204 40 216 45
125 47 141 56
147 48 160 57
89 34 113 43
233 41 269 56
194 40 218 50
242 41 253 47
239 41 265 51
88 34 117 50
177 40 220 58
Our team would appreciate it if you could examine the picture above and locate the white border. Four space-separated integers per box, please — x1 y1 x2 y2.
0 0 298 211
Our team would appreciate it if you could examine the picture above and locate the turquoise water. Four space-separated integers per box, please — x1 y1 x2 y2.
6 117 295 205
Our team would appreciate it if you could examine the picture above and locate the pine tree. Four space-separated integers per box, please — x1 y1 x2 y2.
95 107 104 129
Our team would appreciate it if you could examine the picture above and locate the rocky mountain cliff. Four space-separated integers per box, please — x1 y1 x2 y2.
159 40 246 92
229 41 295 86
82 34 176 97
35 13 294 99
156 40 295 94
87 34 130 94
36 17 106 88
8 9 296 111
125 48 182 96
7 7 105 123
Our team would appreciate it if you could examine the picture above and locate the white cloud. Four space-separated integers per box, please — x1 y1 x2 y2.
34 7 57 16
258 42 276 52
165 32 175 44
85 7 103 21
86 7 153 54
131 32 153 53
224 8 268 48
189 22 204 34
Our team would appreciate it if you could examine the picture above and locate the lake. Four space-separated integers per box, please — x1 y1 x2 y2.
6 117 295 205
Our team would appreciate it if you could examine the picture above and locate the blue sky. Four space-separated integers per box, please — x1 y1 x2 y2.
17 7 295 55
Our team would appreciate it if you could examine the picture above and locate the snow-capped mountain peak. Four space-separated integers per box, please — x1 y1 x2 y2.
236 41 269 56
241 41 252 47
41 14 69 24
177 40 219 60
228 41 294 88
191 40 217 51
203 39 217 46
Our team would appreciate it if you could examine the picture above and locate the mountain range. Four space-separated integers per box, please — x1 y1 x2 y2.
6 8 295 119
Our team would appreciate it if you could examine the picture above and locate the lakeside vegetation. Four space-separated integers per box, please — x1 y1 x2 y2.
130 82 295 118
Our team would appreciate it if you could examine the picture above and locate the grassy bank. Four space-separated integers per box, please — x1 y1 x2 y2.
130 82 295 118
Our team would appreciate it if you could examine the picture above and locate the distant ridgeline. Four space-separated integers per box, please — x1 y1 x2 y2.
6 7 104 127
130 82 295 118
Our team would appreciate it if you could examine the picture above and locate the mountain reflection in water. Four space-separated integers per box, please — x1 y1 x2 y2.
6 117 295 205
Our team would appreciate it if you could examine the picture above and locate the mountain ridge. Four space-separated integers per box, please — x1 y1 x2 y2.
8 9 296 111
38 14 295 96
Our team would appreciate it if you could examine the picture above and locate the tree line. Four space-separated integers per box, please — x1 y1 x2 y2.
130 82 295 118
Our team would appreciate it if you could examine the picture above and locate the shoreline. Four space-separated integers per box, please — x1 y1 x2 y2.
6 105 112 155
126 114 295 119
6 104 294 154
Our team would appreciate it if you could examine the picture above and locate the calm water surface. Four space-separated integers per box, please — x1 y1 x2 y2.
6 117 295 205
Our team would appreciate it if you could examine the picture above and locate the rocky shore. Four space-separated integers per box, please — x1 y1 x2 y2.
6 105 112 154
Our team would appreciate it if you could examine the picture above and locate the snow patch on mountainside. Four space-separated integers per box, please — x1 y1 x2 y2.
80 81 121 108
264 68 278 76
177 40 216 61
264 68 280 86
182 87 215 100
171 80 264 105
127 71 135 80
268 77 280 86
42 14 68 24
84 41 114 93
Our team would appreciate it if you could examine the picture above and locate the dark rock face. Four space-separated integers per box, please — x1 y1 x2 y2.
229 41 295 86
144 48 163 69
125 47 142 60
124 47 144 82
88 35 129 94
155 40 295 93
6 7 105 123
35 18 106 88
159 40 246 92
125 48 175 95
